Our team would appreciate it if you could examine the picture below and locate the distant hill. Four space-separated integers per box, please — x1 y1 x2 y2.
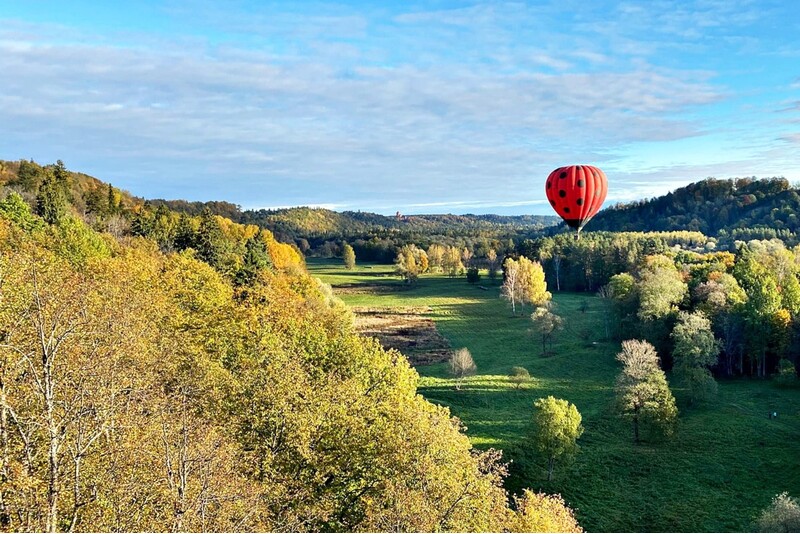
4 158 798 248
237 208 558 241
590 177 799 243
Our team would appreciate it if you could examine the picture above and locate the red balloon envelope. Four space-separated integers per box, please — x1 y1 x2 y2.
545 165 608 235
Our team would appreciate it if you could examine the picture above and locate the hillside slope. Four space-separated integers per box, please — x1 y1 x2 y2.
590 177 797 242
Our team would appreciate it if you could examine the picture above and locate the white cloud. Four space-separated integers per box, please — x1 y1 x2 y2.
0 1 797 214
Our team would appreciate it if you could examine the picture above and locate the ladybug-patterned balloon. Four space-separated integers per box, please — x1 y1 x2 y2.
545 165 607 234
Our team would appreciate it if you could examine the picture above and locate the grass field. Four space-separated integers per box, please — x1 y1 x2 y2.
308 258 800 532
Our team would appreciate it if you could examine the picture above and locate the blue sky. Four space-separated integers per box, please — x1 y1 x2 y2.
1 1 799 215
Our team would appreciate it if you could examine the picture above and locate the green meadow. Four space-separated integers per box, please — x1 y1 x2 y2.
308 258 800 532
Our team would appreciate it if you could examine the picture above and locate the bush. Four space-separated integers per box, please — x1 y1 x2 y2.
466 266 481 284
510 366 531 389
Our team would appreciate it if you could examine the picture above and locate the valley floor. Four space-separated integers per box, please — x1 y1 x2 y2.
308 258 800 532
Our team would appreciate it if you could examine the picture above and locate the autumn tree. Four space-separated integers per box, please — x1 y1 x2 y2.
508 491 582 533
342 242 356 269
425 243 444 272
671 311 720 403
395 244 427 284
518 256 551 311
529 397 583 481
449 348 477 390
756 493 800 532
443 246 464 277
510 366 531 389
615 340 678 442
483 248 498 281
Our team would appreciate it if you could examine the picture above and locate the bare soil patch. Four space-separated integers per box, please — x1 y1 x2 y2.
334 283 413 295
352 306 451 365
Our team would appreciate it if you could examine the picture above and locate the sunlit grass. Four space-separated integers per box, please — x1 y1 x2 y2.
308 258 800 532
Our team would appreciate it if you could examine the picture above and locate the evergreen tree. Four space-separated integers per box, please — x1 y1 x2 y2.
236 234 272 285
35 169 67 224
173 213 196 251
195 208 226 268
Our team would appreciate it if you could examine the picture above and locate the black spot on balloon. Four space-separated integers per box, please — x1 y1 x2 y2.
559 190 566 198
564 207 570 213
547 181 551 189
550 199 556 206
577 179 584 187
577 198 584 206
560 171 567 179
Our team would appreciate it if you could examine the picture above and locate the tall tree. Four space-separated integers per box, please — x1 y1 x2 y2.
502 258 521 315
35 169 67 224
342 242 356 270
236 234 272 285
671 311 720 403
637 255 687 322
195 208 226 269
615 339 678 442
449 348 476 390
531 306 563 356
529 396 583 481
518 256 551 311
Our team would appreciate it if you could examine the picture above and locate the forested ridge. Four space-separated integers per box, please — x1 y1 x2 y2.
591 176 798 244
0 159 582 532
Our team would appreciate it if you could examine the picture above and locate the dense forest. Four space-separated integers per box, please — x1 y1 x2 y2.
591 177 798 245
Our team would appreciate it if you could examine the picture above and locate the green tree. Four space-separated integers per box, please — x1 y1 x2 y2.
173 213 195 251
342 242 356 269
671 311 720 403
529 396 583 481
107 183 119 215
11 159 44 190
615 339 678 442
236 234 272 285
637 255 687 322
35 169 67 224
0 191 44 231
466 266 480 284
734 245 782 376
195 208 226 268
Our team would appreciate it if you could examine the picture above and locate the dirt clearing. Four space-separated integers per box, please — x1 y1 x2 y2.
352 306 451 365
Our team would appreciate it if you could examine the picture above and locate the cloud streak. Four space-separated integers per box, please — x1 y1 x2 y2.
0 2 798 214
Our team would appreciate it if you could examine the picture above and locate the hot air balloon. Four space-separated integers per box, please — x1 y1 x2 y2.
545 165 607 239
